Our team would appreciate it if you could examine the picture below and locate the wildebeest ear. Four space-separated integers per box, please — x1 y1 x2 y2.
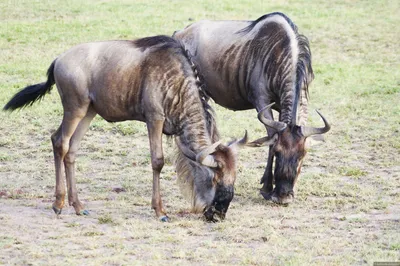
175 137 197 161
246 134 278 147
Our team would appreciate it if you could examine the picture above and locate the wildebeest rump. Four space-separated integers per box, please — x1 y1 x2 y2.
173 13 330 204
3 35 247 221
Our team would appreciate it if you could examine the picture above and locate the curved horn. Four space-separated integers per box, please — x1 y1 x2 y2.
196 141 221 168
228 130 248 147
237 130 249 146
247 134 278 147
301 110 331 137
258 103 287 132
175 137 196 161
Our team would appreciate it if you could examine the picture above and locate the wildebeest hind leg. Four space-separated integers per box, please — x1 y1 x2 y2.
146 119 168 222
64 106 97 215
51 126 65 215
51 106 89 215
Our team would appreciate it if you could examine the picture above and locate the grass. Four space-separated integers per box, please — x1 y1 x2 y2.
1 0 399 265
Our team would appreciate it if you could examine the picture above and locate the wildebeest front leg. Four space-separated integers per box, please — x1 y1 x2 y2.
147 120 168 222
260 147 274 200
259 108 276 200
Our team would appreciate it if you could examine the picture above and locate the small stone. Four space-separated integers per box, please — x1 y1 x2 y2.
80 210 89 216
112 187 126 193
160 216 169 222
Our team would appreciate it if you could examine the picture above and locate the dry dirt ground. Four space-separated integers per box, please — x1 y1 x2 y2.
0 0 399 265
0 107 399 265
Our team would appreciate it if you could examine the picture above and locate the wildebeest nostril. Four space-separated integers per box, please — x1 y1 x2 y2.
203 186 235 222
214 191 234 214
278 190 294 199
276 182 294 197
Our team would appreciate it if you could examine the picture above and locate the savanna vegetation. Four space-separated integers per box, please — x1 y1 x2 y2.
0 0 399 265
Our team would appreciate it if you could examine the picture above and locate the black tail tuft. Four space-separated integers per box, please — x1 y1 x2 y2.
3 60 56 111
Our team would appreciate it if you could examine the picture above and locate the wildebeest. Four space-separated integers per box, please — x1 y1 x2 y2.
173 12 330 204
3 35 247 221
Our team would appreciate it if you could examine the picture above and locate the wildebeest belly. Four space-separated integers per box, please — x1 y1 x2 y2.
89 87 145 123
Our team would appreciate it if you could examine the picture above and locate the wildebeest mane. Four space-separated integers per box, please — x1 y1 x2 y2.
180 43 216 140
238 12 313 124
181 46 210 100
134 35 221 210
174 43 220 212
174 108 219 213
134 34 217 139
295 34 313 100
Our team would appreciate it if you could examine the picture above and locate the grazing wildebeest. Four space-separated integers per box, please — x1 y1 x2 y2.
3 35 247 221
173 12 330 204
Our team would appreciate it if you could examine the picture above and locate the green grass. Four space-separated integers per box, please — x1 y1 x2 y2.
98 214 115 225
1 0 399 265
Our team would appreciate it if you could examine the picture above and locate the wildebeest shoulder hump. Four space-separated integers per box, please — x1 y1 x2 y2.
132 35 181 52
237 12 297 34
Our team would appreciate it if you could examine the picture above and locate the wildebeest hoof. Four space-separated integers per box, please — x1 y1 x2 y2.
203 211 218 223
260 189 273 201
269 190 293 205
78 210 89 216
52 206 62 215
206 216 219 223
160 215 169 222
204 206 221 222
271 195 292 205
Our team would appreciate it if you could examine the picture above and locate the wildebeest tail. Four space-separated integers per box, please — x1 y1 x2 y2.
3 60 56 111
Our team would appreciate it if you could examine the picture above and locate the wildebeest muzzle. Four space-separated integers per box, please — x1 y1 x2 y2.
204 185 234 222
271 181 294 205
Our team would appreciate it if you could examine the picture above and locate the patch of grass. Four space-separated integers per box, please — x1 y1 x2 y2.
358 86 400 97
0 153 12 161
66 222 81 228
0 236 15 249
98 214 115 225
389 243 400 251
348 217 368 223
83 231 104 237
339 167 367 178
114 122 143 136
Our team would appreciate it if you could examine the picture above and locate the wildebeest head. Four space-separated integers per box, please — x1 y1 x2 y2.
176 132 247 222
248 104 330 204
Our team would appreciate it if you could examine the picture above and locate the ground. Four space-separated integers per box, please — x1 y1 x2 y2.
0 0 399 265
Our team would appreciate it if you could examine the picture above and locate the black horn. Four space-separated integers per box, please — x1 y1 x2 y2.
175 137 197 161
246 134 278 147
301 110 331 137
228 130 248 147
258 103 287 132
